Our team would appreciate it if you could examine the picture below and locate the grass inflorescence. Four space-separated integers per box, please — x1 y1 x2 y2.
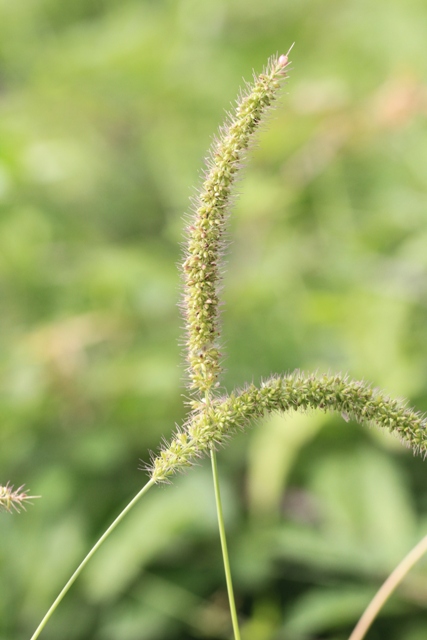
150 47 427 483
151 373 427 482
182 51 293 395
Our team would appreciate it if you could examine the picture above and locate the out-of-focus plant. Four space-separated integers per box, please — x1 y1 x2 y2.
0 482 39 513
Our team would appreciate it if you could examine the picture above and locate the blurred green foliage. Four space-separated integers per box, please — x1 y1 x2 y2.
1 0 427 638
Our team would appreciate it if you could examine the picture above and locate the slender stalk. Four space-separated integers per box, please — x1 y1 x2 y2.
30 478 156 640
349 534 427 640
210 447 242 640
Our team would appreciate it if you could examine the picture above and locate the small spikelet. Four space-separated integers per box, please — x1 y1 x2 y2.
182 51 292 395
0 482 40 513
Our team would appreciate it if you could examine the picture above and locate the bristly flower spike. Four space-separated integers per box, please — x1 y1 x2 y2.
182 52 292 396
0 482 41 513
151 373 427 482
148 47 427 486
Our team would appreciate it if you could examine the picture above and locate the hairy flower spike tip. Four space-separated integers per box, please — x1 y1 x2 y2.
0 482 41 513
183 53 292 395
150 373 427 482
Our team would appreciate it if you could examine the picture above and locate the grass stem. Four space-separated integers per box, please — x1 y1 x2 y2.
30 478 156 640
210 447 242 640
349 534 427 640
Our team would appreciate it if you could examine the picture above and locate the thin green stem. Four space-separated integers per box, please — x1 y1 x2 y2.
210 447 242 640
348 534 427 640
30 478 156 640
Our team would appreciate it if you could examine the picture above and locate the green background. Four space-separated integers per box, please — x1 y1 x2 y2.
1 0 427 638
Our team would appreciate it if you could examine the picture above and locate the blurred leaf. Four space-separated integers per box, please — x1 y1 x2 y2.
83 470 219 602
246 412 326 518
282 585 400 636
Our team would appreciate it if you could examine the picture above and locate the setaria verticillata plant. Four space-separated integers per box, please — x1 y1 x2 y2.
29 48 427 640
148 49 427 483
